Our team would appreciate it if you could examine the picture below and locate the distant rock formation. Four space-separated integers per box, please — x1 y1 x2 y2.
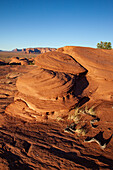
13 47 56 54
9 57 30 65
0 59 6 65
24 47 56 54
6 51 88 121
13 48 22 52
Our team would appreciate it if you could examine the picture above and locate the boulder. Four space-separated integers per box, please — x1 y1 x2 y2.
10 57 29 65
10 57 20 65
20 60 29 66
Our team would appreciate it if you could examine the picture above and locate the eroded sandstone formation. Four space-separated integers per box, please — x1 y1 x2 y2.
6 47 113 121
57 46 113 102
6 51 88 120
9 57 31 65
2 47 113 169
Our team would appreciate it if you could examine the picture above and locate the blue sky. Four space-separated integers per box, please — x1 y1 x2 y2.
0 0 113 50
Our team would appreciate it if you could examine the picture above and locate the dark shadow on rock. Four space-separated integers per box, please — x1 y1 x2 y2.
0 147 33 169
50 146 99 169
0 61 7 65
10 63 21 65
81 152 113 170
36 144 99 169
77 97 90 107
29 49 41 54
73 73 89 98
85 131 113 148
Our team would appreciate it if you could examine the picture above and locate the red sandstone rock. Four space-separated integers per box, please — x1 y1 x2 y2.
6 47 113 120
35 51 86 74
20 60 28 65
9 57 20 64
10 57 29 65
6 51 87 119
2 47 113 169
57 46 113 101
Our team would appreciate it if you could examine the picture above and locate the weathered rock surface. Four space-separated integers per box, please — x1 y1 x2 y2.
35 51 86 74
6 47 113 120
57 46 113 102
1 48 113 169
9 57 20 64
6 51 88 120
10 57 29 65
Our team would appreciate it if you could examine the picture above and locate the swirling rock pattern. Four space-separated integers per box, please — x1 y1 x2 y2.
57 46 113 101
6 51 87 120
35 51 86 74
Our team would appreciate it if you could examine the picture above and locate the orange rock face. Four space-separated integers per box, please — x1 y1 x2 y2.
9 57 20 64
35 51 86 74
2 47 113 169
6 51 87 120
6 47 113 120
57 46 113 101
10 57 29 65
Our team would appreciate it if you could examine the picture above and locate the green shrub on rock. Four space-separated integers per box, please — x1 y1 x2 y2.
97 41 112 49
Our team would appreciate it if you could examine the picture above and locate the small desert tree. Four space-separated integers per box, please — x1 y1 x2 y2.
97 41 112 49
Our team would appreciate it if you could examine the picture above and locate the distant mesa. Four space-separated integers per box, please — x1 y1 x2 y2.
13 47 56 54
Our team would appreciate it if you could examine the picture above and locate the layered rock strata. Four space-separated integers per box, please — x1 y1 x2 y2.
57 46 113 101
6 52 87 120
13 47 56 54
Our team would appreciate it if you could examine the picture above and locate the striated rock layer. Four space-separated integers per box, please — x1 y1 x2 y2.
2 47 113 169
6 51 87 120
6 47 113 120
57 46 113 102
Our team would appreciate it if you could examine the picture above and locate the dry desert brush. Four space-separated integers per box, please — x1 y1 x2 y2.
68 106 96 123
65 106 96 136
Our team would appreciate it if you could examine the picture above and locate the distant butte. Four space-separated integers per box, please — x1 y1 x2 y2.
13 47 56 54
